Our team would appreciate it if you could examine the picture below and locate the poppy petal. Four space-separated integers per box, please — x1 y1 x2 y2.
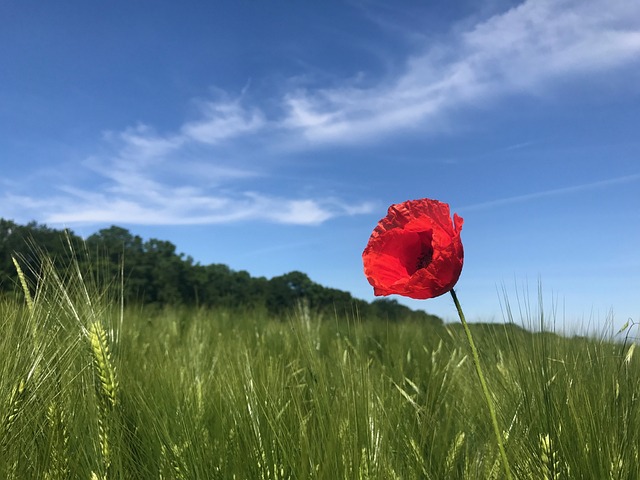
363 198 463 300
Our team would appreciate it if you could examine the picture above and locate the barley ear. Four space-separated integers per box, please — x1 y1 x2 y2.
1 379 27 448
540 433 560 480
160 443 188 480
43 400 70 480
445 431 465 474
12 256 34 314
88 320 119 472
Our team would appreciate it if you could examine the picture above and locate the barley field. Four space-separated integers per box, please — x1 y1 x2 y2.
1 256 639 479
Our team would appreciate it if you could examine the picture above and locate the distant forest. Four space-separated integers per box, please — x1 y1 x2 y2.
0 218 443 324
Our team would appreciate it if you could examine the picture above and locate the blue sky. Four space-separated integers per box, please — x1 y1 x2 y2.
2 0 639 330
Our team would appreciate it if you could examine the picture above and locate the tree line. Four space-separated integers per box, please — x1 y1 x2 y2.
0 218 443 324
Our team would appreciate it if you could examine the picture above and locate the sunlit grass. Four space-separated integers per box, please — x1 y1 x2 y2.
1 254 638 478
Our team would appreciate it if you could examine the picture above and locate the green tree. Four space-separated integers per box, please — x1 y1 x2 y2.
267 271 316 314
86 226 147 300
0 218 443 324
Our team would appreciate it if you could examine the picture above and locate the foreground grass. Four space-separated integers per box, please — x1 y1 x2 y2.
1 259 638 478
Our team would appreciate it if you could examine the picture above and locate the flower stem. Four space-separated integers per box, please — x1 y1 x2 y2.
450 288 513 480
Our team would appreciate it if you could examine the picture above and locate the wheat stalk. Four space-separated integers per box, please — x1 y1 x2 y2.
1 356 40 453
44 400 70 480
88 320 118 473
2 379 27 446
11 256 34 314
445 431 465 474
0 378 28 479
159 443 188 480
89 321 118 409
539 433 561 480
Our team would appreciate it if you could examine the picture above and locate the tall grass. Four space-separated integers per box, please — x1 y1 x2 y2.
1 252 638 478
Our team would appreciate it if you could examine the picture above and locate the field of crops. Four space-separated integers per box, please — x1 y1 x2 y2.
1 258 639 479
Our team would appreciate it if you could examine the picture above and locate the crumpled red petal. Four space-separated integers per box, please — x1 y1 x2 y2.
363 198 463 300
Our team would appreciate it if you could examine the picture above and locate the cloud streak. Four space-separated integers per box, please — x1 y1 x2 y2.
280 0 640 144
3 0 639 226
457 173 640 212
39 191 366 226
3 93 374 226
180 97 265 145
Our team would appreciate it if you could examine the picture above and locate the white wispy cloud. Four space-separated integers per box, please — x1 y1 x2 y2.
3 95 373 226
41 190 362 226
103 124 183 160
4 0 639 226
280 0 640 144
2 87 373 226
180 97 265 145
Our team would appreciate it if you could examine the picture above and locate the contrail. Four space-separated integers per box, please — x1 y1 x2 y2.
457 173 640 212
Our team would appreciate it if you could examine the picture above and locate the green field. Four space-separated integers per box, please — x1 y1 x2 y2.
1 258 638 479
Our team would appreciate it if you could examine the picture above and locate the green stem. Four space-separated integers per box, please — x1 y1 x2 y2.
450 289 513 480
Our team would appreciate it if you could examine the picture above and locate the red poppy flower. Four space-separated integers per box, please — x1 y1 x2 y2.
362 198 464 299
